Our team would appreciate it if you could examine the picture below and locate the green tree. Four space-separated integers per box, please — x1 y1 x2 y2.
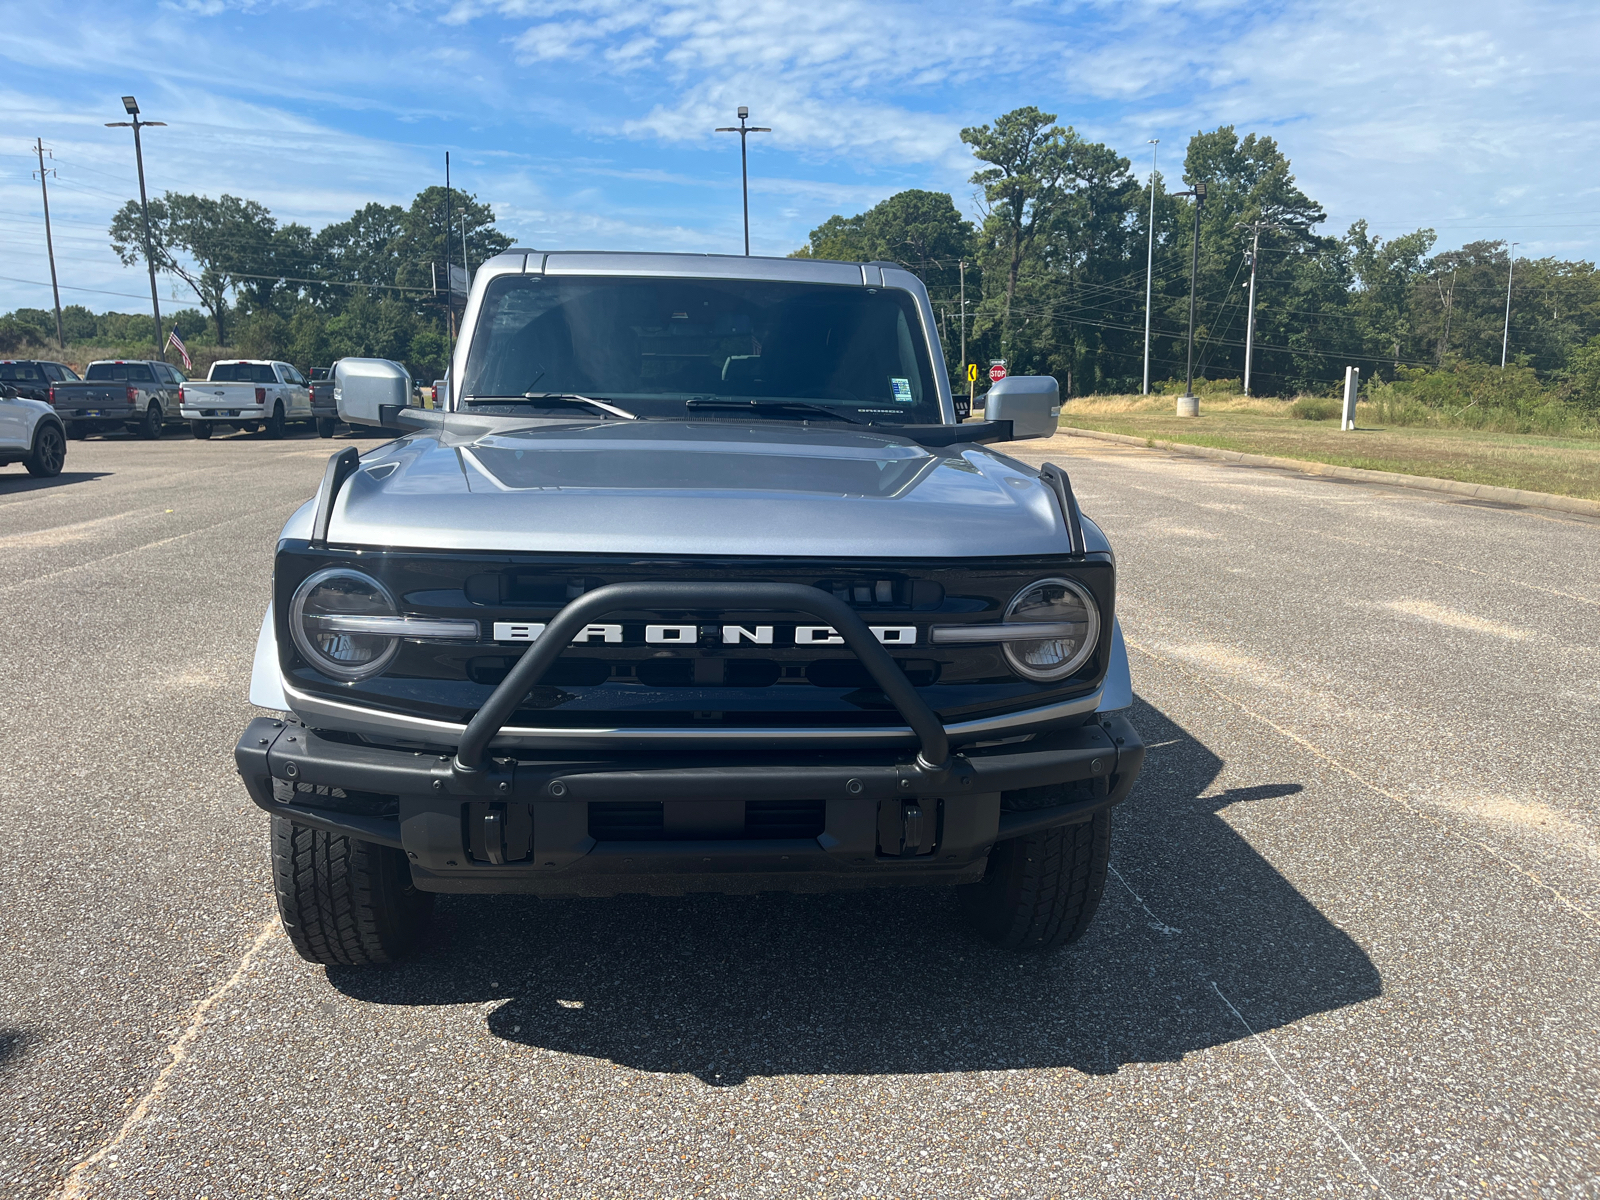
961 108 1080 352
110 192 279 343
793 190 976 376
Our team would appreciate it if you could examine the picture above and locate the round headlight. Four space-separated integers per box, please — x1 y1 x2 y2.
1002 577 1100 682
289 568 401 681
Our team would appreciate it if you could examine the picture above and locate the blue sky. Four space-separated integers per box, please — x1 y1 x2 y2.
2 0 1598 316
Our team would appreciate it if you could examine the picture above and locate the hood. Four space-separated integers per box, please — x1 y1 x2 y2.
314 421 1088 558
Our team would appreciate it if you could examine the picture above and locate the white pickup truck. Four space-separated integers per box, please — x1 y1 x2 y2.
179 359 313 439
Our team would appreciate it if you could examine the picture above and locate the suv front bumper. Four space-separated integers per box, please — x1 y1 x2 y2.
234 713 1144 897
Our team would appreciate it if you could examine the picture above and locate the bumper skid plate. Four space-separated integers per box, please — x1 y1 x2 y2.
234 714 1144 897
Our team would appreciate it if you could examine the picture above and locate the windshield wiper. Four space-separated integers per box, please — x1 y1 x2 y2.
684 398 865 425
465 393 638 420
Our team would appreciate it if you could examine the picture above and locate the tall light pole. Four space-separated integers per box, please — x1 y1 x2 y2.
1142 139 1158 395
1501 242 1519 369
959 258 967 390
33 139 65 352
105 96 167 361
1174 182 1206 416
1236 218 1284 397
715 106 770 255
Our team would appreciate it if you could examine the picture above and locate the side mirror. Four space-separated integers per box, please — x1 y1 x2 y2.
334 358 414 429
983 376 1060 440
0 383 16 399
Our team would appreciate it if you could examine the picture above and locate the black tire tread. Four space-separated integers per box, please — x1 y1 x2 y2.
959 811 1111 952
24 423 65 478
270 817 431 966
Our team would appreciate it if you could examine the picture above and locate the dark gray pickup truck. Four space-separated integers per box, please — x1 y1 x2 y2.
51 359 186 439
235 251 1144 968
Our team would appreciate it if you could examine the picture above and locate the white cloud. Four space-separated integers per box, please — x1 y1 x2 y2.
5 0 1600 315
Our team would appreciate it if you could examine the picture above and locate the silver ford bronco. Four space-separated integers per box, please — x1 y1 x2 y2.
234 251 1144 965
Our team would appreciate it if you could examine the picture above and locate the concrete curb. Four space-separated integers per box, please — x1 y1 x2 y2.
1050 425 1600 519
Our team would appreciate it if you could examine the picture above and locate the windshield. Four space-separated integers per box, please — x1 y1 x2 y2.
210 363 279 383
0 364 44 382
460 275 943 423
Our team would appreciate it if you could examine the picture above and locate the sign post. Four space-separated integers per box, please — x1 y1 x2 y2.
1342 366 1359 431
967 362 978 412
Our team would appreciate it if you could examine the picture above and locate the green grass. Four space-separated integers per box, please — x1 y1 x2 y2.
1053 395 1600 501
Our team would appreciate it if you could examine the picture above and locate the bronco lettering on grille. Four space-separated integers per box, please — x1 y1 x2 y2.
490 622 918 646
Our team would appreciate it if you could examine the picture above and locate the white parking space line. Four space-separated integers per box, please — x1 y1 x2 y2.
1207 982 1398 1200
1125 637 1600 930
1105 862 1398 1198
0 512 260 594
52 917 281 1200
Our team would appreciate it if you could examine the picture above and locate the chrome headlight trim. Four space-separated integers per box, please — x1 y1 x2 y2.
999 576 1100 682
929 620 1091 645
301 613 481 641
288 567 403 682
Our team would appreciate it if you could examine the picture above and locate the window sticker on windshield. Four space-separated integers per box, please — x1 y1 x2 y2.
890 377 914 404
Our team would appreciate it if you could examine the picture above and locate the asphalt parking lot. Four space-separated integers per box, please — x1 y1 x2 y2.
2 425 1597 1198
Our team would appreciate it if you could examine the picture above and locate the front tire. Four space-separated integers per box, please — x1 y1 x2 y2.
264 402 286 439
138 403 163 440
959 811 1111 952
191 420 212 439
271 817 432 966
316 416 337 438
24 422 66 478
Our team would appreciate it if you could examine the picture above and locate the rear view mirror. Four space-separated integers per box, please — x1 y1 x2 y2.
984 376 1060 440
334 359 414 429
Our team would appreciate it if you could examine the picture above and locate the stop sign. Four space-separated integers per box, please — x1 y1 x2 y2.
989 362 1007 384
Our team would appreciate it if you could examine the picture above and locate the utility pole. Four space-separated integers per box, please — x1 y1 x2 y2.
444 152 454 348
105 96 168 361
1236 218 1284 397
1174 182 1206 415
1501 242 1519 369
715 107 771 255
1437 268 1456 365
1142 139 1158 395
33 139 65 352
959 258 968 405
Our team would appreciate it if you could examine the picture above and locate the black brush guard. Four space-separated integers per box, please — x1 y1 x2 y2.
452 582 953 776
235 581 1144 893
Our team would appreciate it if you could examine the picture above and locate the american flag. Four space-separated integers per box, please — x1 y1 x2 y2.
165 328 192 370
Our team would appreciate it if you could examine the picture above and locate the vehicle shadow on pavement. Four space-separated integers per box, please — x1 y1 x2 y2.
328 697 1381 1083
0 470 110 494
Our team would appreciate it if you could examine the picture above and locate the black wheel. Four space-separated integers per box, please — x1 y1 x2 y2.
24 422 66 478
959 810 1111 952
316 416 338 438
191 420 212 439
66 422 87 440
271 816 432 966
138 403 163 440
264 402 286 439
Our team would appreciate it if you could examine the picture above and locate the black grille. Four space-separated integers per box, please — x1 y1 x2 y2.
272 779 399 817
588 798 825 841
